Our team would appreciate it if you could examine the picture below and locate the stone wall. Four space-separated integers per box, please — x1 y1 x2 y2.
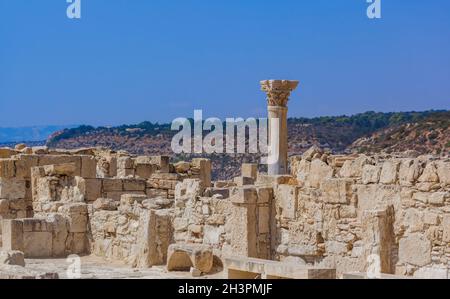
1 144 449 279
90 195 173 268
0 146 212 264
173 179 232 256
281 148 450 278
1 207 89 258
168 148 449 278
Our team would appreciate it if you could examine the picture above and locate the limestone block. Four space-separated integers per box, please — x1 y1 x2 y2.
22 218 49 232
32 146 48 155
423 212 439 225
398 233 431 267
321 178 352 204
189 224 202 235
84 178 102 202
167 243 213 273
257 187 273 204
2 220 24 251
379 161 400 184
418 162 439 183
174 161 190 173
214 181 236 188
155 179 178 190
443 215 450 243
14 144 26 151
429 192 447 205
412 192 429 204
0 148 19 159
106 191 144 201
0 250 25 267
231 187 257 205
234 176 255 186
23 231 52 258
38 155 81 176
117 168 135 178
436 161 450 185
356 185 401 214
398 159 421 186
174 218 189 232
108 157 118 177
102 178 123 192
93 198 118 211
362 165 381 184
45 213 69 257
192 158 211 187
339 205 357 218
133 209 172 267
0 159 16 178
0 199 9 214
150 156 170 173
339 155 371 178
8 198 27 211
81 155 97 178
0 178 26 199
123 179 146 191
230 197 257 257
60 203 88 233
258 206 270 234
117 156 134 169
257 174 294 186
43 163 77 176
120 193 147 206
325 241 348 255
135 164 156 179
203 225 224 245
277 185 298 219
175 179 204 200
308 159 333 188
329 155 354 168
150 172 180 181
295 159 311 183
146 188 168 199
241 163 258 180
70 232 88 254
224 256 336 279
14 155 39 179
403 209 423 232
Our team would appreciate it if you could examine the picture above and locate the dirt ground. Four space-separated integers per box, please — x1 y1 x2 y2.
24 255 225 279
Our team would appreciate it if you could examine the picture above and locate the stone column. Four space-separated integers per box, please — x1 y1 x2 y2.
260 80 299 175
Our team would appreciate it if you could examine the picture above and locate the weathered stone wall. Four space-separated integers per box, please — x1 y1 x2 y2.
1 146 212 264
1 207 89 258
0 149 97 221
169 149 449 278
90 195 172 268
282 148 450 278
1 144 448 279
173 179 231 256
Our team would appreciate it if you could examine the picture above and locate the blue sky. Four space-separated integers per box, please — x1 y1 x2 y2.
0 0 449 127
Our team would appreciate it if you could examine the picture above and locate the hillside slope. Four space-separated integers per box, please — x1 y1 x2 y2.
349 111 450 155
46 110 450 179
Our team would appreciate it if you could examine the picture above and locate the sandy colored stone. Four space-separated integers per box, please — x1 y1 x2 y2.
0 250 25 267
398 233 431 267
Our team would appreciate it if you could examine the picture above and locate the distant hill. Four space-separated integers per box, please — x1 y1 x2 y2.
0 125 78 143
45 110 450 179
348 111 450 155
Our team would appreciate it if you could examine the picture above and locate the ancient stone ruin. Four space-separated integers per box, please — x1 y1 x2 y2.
0 80 449 279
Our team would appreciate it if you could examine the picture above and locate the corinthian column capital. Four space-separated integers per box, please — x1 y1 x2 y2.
260 80 299 107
